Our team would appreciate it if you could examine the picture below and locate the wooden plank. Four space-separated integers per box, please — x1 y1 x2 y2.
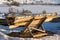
34 15 45 19
33 33 47 38
28 17 46 27
28 20 40 27
9 22 28 29
31 27 46 32
14 17 33 23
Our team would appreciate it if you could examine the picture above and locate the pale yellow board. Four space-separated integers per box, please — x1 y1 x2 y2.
9 22 28 29
45 16 57 22
34 15 45 19
28 20 41 27
14 17 33 23
33 33 47 37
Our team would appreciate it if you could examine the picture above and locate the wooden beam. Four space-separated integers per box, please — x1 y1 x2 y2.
31 27 46 32
9 22 28 29
14 17 33 23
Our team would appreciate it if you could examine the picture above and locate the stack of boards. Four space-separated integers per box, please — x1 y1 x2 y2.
7 14 56 38
9 14 57 29
8 15 48 38
9 15 46 29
